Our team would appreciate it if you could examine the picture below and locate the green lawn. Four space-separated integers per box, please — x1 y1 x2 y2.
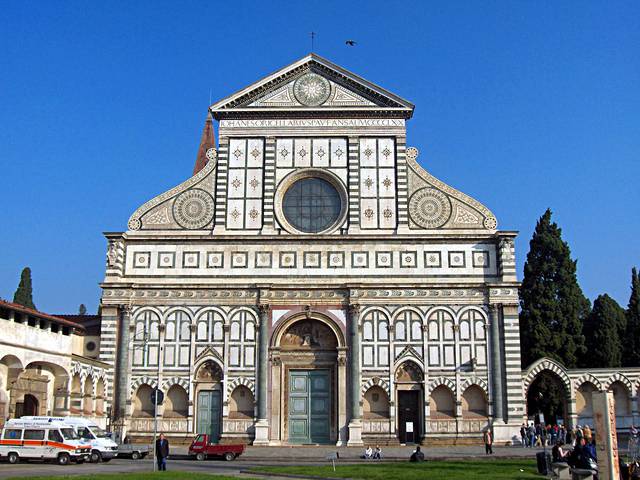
7 473 247 480
250 459 541 480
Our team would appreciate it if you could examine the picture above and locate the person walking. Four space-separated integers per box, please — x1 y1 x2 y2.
520 424 528 447
483 429 493 455
155 433 170 471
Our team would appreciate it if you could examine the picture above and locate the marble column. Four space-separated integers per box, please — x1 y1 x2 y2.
489 304 504 423
347 304 363 445
115 305 132 421
253 304 270 445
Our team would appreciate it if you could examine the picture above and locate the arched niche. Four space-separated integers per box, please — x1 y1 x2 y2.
164 384 188 418
363 386 390 419
461 385 488 418
229 385 255 419
133 384 154 417
430 385 455 419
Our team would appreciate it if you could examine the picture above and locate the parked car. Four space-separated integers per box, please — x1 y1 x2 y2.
117 443 149 460
188 434 245 461
0 418 91 465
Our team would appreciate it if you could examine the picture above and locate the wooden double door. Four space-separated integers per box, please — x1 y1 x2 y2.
196 390 221 441
288 369 331 444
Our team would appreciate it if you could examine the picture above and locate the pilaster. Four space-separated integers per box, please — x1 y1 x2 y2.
254 303 271 445
347 303 363 446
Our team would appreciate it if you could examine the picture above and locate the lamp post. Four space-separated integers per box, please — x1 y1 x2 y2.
125 307 163 472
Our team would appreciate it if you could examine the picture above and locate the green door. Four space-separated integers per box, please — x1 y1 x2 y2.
288 370 331 444
197 390 221 441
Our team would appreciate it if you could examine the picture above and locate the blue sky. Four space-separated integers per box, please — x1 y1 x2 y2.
1 1 638 314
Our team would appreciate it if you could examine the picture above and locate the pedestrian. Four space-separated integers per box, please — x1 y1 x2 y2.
583 425 592 443
520 423 527 448
155 433 169 471
483 429 493 455
528 424 536 448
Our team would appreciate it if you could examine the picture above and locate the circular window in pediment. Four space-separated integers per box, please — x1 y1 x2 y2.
275 169 347 235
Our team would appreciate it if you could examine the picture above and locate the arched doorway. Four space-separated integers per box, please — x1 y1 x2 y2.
396 360 424 443
16 394 39 417
526 370 569 426
194 360 223 441
271 314 346 445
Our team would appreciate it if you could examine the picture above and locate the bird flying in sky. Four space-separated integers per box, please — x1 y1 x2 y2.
345 40 357 46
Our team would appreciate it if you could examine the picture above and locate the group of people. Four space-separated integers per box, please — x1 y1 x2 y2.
362 445 383 459
519 423 599 475
520 422 582 448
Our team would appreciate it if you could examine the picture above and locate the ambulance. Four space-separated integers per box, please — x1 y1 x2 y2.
0 417 91 465
21 416 119 463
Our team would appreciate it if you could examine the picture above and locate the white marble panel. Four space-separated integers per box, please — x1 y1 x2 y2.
226 199 244 229
272 309 290 325
360 138 377 167
245 170 263 199
360 168 378 197
377 138 395 167
460 345 471 365
327 309 346 326
276 139 293 167
330 138 347 167
294 139 311 167
360 198 378 229
378 346 389 366
230 346 240 366
378 198 396 229
227 170 246 198
378 168 395 198
313 138 330 167
429 345 440 366
244 346 255 366
475 345 486 365
444 345 455 366
246 138 263 168
363 346 374 366
245 199 262 230
229 139 246 168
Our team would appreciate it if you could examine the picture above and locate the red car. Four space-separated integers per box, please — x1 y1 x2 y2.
188 434 245 461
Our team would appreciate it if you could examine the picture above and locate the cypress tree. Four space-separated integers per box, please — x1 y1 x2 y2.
519 209 591 368
583 294 625 368
13 267 36 310
624 267 640 366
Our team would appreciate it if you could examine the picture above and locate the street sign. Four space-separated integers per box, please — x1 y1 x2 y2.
150 388 164 406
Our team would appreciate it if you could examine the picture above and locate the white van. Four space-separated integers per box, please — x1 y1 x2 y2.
0 418 91 465
21 416 118 463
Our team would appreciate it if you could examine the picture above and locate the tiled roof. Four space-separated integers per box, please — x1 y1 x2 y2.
0 299 86 331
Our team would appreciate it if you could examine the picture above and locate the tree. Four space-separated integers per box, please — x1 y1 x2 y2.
583 294 625 368
78 304 87 315
519 209 591 368
624 267 640 366
13 267 36 310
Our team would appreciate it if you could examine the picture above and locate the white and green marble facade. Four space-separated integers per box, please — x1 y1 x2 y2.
99 54 524 445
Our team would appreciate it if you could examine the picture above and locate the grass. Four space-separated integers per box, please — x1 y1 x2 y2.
250 459 541 480
7 473 248 480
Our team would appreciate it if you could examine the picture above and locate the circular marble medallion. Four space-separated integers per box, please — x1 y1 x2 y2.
293 73 331 106
483 216 498 230
408 187 452 229
173 188 214 229
205 147 217 161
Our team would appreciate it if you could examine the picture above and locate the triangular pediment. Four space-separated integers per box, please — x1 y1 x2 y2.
210 54 414 117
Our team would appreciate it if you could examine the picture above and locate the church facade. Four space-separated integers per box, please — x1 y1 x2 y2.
100 54 524 445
